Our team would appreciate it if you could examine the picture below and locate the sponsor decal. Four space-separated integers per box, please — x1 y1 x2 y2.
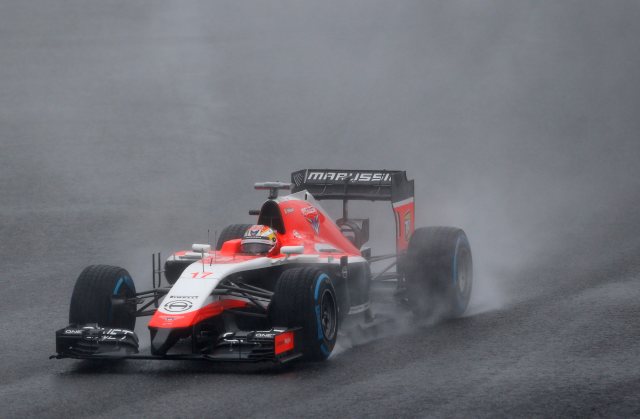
254 332 276 339
105 328 133 336
100 329 132 342
305 170 394 184
292 229 304 239
163 300 193 313
301 206 320 234
169 295 198 299
292 171 305 186
403 211 411 241
274 331 295 355
284 207 294 214
64 329 83 335
190 272 214 279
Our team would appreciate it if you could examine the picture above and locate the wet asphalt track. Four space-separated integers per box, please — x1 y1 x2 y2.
3 208 640 418
2 1 640 417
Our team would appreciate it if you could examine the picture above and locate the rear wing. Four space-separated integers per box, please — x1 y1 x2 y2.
291 169 413 203
291 169 415 252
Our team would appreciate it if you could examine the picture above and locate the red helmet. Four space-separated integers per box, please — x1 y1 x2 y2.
241 225 278 254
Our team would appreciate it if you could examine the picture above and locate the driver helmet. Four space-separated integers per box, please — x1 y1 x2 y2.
241 225 278 254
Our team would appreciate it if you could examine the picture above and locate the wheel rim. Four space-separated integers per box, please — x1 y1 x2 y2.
320 289 337 340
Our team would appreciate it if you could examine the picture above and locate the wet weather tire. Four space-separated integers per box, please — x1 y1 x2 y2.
270 267 338 361
215 224 253 250
405 227 473 319
69 265 137 329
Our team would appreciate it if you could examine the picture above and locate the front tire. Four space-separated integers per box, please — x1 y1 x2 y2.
69 265 137 329
269 267 338 361
405 227 473 319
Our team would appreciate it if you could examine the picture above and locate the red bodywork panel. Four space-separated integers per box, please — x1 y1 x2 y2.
274 198 362 256
274 331 295 355
392 198 415 252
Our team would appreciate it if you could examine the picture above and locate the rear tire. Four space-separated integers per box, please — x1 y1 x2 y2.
405 227 472 319
269 267 338 361
69 265 137 329
215 224 252 250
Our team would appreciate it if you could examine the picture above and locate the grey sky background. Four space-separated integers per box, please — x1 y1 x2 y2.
1 1 639 311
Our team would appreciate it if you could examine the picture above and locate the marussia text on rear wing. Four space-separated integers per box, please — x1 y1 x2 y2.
291 169 413 202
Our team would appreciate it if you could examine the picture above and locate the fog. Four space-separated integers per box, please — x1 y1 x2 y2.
2 0 639 315
3 2 640 417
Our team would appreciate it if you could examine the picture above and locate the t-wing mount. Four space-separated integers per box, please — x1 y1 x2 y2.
254 182 292 200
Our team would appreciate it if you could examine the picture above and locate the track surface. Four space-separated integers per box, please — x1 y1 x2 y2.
2 1 640 417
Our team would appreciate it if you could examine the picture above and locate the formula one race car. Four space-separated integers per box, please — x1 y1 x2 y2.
53 169 472 364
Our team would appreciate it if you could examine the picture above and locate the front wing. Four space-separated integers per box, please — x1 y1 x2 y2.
52 325 303 363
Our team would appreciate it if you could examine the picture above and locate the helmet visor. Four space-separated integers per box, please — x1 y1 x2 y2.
241 241 273 254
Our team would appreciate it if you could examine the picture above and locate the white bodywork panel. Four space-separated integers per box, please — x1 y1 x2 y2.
159 254 367 316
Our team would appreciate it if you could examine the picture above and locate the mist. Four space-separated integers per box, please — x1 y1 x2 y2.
2 0 640 416
5 0 638 314
0 0 637 335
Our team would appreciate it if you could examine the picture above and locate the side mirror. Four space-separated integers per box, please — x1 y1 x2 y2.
281 245 304 256
192 243 211 253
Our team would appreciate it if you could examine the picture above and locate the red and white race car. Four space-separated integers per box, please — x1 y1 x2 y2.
54 169 473 363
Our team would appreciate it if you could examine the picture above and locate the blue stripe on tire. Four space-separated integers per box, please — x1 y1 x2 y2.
314 273 328 300
314 273 329 340
113 277 124 295
110 276 132 323
113 276 133 295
